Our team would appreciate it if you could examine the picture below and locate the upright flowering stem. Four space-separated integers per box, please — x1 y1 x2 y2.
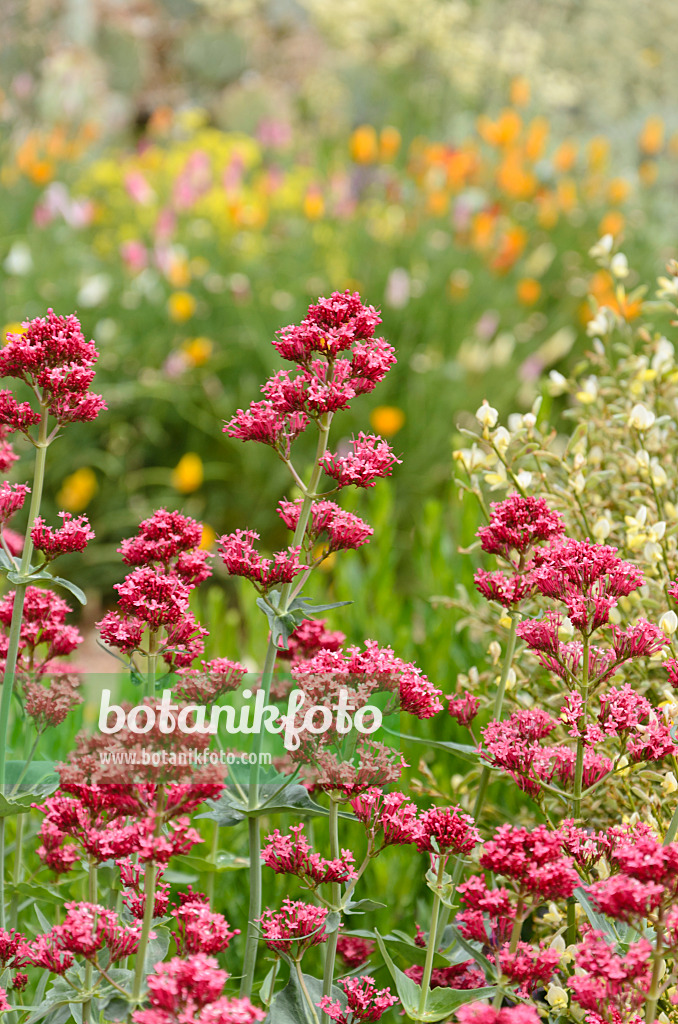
417 857 446 1018
0 404 48 929
83 857 98 1024
240 412 334 1000
492 896 524 1010
437 612 519 948
9 813 25 929
567 633 590 946
646 910 665 1024
321 794 342 1023
0 403 49 793
131 788 164 1017
145 630 159 699
473 611 520 821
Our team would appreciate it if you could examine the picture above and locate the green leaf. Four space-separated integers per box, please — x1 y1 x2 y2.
383 728 480 765
286 597 352 616
51 575 87 605
375 930 420 1015
25 997 71 1024
422 986 497 1021
0 550 15 572
267 971 343 1024
324 911 341 935
379 934 451 969
144 927 171 975
171 853 249 873
446 926 498 982
574 886 621 943
6 882 65 905
344 898 387 915
200 782 340 827
102 996 130 1020
0 792 37 817
4 759 58 793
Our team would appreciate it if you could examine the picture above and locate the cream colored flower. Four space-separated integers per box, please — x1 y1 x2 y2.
475 400 498 429
628 403 655 430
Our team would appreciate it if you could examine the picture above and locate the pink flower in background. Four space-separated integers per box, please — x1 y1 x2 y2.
171 901 239 955
448 692 480 727
120 239 148 273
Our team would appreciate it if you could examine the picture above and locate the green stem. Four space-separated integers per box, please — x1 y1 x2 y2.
418 858 445 1017
567 634 590 946
131 790 164 1016
239 413 333 1000
437 613 519 945
645 911 665 1023
83 859 98 1024
146 630 159 700
295 959 320 1024
321 796 341 1024
205 820 219 905
10 733 41 796
240 814 262 999
492 896 524 1009
0 408 49 932
9 813 25 930
665 799 678 845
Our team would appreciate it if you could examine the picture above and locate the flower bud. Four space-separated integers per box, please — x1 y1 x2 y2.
610 252 629 278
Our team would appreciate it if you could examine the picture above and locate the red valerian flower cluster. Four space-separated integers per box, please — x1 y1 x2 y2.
171 897 239 955
0 586 82 678
134 954 265 1024
262 823 357 888
414 806 481 858
336 936 375 970
456 1005 541 1024
226 292 396 462
0 311 106 430
319 433 401 489
259 898 329 959
217 529 309 594
98 509 211 669
23 674 82 731
350 788 420 849
0 481 29 524
174 657 247 703
29 902 141 963
317 975 397 1023
278 498 373 552
474 493 565 608
31 512 94 559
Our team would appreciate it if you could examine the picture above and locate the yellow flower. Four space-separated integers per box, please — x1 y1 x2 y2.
200 523 216 549
608 177 631 204
57 467 98 512
379 126 401 162
167 255 191 288
370 406 405 438
516 278 541 305
303 189 325 220
2 322 25 345
182 337 213 367
350 126 378 164
552 140 578 173
639 160 659 186
599 210 625 238
639 116 664 155
168 292 196 322
588 136 610 171
171 453 203 493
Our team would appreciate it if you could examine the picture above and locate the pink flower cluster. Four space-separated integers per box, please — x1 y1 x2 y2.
23 674 82 731
0 310 106 430
317 975 397 1023
319 433 401 489
134 954 265 1024
0 481 29 525
291 640 443 720
0 586 82 678
31 512 94 559
278 498 373 551
336 935 374 969
98 510 211 669
474 493 565 608
28 902 141 964
262 823 357 887
226 292 396 460
217 529 309 594
171 895 239 955
259 898 329 958
174 657 248 703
